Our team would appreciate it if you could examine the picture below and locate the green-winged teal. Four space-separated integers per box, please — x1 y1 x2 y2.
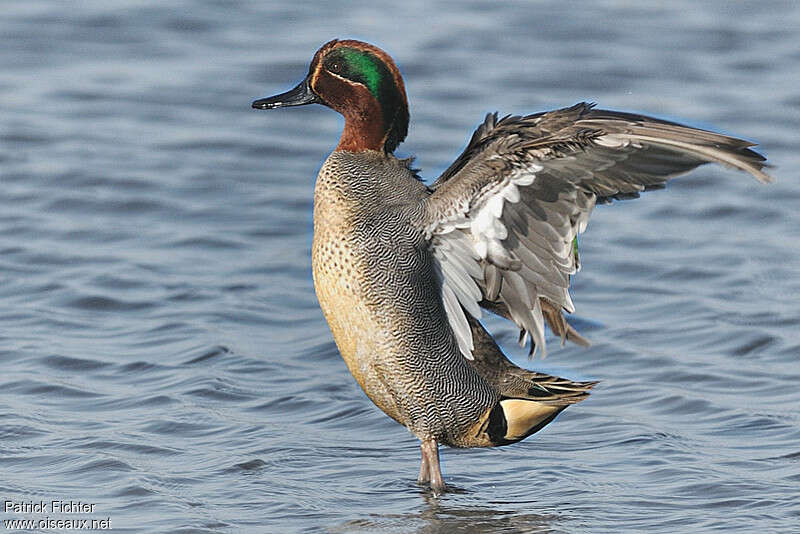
252 39 771 493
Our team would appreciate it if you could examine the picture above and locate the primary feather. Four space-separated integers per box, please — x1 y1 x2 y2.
419 102 770 358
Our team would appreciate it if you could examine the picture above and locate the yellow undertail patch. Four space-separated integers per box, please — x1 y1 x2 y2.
500 399 560 441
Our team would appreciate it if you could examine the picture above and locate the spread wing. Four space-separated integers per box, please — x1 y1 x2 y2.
417 102 771 359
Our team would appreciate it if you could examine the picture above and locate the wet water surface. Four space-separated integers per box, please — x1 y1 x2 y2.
1 1 799 532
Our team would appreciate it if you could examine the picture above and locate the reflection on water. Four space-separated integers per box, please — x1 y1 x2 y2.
334 494 559 534
1 0 799 532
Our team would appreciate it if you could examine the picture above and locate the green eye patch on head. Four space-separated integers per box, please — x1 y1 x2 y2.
319 43 409 153
339 48 382 97
325 48 393 102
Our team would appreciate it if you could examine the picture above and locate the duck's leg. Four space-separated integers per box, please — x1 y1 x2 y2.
417 442 430 484
419 439 446 493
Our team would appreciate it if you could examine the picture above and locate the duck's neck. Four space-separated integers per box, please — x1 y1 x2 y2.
336 94 388 152
330 84 408 154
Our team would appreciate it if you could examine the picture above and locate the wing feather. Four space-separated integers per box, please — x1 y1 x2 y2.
419 103 770 358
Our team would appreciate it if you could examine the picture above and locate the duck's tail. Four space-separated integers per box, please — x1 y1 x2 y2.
466 315 596 446
485 372 597 446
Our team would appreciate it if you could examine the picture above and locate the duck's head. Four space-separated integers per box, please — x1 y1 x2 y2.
253 39 409 154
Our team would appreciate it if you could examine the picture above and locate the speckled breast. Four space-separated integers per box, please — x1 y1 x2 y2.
309 151 496 444
311 153 409 427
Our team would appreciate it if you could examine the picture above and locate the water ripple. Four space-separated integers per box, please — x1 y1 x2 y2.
0 1 798 533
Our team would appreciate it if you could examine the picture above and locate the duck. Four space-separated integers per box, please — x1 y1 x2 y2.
251 39 771 494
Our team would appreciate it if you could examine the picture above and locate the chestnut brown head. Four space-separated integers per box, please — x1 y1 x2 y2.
253 39 409 154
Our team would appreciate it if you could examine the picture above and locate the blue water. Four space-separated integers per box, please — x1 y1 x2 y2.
2 1 799 532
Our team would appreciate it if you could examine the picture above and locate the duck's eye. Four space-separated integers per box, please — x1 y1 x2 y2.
329 62 342 74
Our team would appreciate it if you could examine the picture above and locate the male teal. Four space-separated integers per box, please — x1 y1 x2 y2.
252 39 770 493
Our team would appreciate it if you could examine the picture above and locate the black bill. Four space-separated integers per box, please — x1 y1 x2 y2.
252 77 320 109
